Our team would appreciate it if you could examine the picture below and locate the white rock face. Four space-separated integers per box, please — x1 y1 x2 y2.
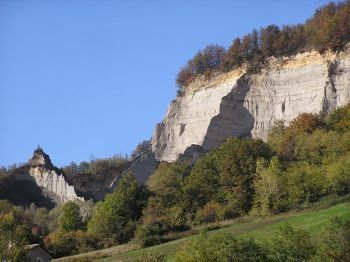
29 167 84 203
152 47 350 162
28 148 83 203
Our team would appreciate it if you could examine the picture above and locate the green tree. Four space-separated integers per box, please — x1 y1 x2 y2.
59 202 84 232
184 137 272 217
327 153 350 195
326 103 350 132
88 172 147 244
286 163 328 207
0 208 29 262
253 157 287 215
137 162 191 246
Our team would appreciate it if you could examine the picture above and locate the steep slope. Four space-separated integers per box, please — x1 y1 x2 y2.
152 47 350 162
10 148 84 205
28 148 84 203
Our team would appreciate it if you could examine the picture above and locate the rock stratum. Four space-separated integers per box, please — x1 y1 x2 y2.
152 47 350 162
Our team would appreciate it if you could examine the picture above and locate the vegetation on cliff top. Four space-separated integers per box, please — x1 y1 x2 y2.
176 0 350 93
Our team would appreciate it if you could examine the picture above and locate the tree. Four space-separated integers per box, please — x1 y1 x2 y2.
253 157 286 215
147 162 190 208
221 38 242 71
0 208 29 262
288 113 324 134
131 140 152 159
137 162 191 243
88 172 147 244
286 163 327 206
326 103 350 132
59 202 84 232
184 137 272 217
260 24 280 57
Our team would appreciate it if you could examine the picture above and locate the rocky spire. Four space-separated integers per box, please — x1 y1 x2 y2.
28 147 84 203
29 146 54 169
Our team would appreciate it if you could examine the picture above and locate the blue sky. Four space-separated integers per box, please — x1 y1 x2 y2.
0 0 336 167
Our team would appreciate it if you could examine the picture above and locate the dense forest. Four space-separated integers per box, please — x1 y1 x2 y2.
176 0 350 93
1 102 350 260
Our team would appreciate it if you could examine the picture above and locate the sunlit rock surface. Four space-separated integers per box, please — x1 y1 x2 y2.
28 148 84 203
152 47 350 162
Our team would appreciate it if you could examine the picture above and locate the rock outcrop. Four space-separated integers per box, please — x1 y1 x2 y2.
152 47 350 162
97 152 158 200
19 148 84 204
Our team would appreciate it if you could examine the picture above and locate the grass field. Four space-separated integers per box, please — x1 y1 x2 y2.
54 201 350 262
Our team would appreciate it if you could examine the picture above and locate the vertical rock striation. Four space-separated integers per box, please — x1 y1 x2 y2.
29 148 84 203
152 47 350 162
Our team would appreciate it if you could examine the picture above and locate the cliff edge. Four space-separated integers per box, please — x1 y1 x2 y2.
152 47 350 162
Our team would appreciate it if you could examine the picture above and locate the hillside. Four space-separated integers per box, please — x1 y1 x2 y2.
1 1 350 261
54 201 350 261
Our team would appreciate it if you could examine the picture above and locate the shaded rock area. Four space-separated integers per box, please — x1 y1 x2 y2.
94 152 158 201
0 165 56 209
178 144 206 164
0 148 84 208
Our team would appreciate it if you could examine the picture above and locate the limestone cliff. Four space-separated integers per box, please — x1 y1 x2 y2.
152 46 350 162
27 148 84 203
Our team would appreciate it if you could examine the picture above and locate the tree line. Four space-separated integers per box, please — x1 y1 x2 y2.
176 1 350 94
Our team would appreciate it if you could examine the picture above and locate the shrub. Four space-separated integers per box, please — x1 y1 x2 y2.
176 232 268 262
194 202 225 224
268 224 316 261
313 217 350 261
0 211 29 262
44 230 101 258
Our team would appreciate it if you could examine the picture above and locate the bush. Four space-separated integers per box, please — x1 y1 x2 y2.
134 223 165 247
0 211 29 262
44 230 101 258
268 224 316 261
313 217 350 261
175 232 268 262
194 202 225 224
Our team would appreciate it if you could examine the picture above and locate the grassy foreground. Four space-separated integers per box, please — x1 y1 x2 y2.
54 201 350 262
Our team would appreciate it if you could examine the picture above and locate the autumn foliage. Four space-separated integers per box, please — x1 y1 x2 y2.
176 1 350 92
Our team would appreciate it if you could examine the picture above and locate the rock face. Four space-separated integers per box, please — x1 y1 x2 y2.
107 153 158 189
28 148 84 203
152 47 350 162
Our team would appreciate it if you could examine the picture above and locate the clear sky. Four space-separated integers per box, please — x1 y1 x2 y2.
0 0 337 167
